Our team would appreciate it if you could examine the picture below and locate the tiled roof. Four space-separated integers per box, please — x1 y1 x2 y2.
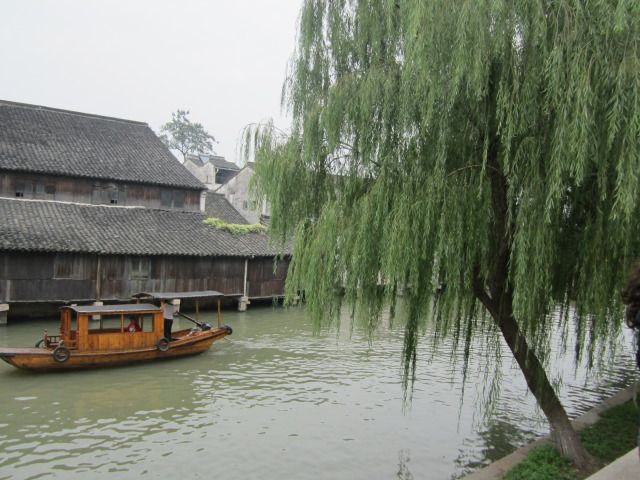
0 198 286 257
209 155 240 171
186 154 239 171
204 193 249 224
0 100 204 190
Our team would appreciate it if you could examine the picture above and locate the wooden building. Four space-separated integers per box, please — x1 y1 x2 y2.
0 100 288 321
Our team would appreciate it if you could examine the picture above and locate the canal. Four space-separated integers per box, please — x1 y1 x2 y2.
0 306 636 479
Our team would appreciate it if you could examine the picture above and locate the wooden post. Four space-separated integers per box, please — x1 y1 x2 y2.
95 255 102 301
238 258 250 311
243 258 248 297
0 303 8 326
217 299 221 328
195 300 200 322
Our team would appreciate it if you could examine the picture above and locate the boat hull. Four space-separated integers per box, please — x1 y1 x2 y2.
0 329 229 372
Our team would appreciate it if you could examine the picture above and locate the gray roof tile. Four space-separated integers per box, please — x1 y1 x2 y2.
0 198 286 257
187 154 239 171
204 193 248 224
0 100 204 190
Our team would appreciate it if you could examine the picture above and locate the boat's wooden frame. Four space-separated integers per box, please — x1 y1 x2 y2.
0 291 232 372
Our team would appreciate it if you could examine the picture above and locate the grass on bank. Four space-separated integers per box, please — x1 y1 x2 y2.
503 400 639 480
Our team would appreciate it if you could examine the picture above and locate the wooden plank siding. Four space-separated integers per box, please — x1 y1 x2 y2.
0 172 201 212
246 257 288 298
0 252 289 305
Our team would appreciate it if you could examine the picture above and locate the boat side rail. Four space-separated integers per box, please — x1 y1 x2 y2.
43 335 78 350
44 335 60 347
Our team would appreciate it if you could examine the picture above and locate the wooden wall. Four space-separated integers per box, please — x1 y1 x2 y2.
0 252 289 306
0 172 201 212
246 257 289 298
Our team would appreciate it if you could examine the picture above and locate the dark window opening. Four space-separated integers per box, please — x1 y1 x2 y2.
92 183 125 205
15 181 32 198
174 191 185 209
160 189 187 209
161 189 172 207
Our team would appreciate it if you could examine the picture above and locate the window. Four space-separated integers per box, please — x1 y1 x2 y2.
15 181 32 198
160 189 187 209
241 200 257 210
130 257 150 280
92 184 125 205
173 191 185 209
125 314 154 333
33 183 55 199
89 314 123 333
54 254 84 279
161 189 172 207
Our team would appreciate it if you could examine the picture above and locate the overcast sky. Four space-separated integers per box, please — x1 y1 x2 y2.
0 0 304 164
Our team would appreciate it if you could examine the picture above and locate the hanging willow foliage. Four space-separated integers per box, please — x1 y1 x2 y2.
246 0 639 464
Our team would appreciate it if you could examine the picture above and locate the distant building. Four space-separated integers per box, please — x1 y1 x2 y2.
0 100 288 321
215 163 270 225
183 154 240 191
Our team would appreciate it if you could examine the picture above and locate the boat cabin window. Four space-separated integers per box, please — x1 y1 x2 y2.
125 314 154 333
88 313 154 333
89 314 124 333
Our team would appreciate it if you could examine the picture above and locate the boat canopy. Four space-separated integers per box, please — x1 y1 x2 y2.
62 304 160 314
133 291 225 300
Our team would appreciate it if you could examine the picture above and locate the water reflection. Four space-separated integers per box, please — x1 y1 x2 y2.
396 449 414 480
0 307 637 480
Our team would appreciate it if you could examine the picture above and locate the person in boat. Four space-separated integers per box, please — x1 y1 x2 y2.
126 316 142 333
163 300 176 341
620 263 640 454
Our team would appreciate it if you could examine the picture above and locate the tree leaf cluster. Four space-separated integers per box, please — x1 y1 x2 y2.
248 0 640 386
160 109 216 161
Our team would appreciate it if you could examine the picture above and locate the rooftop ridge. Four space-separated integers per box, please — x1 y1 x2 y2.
0 99 149 126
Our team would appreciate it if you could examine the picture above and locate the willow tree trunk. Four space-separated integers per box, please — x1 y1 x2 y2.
496 305 592 467
477 139 593 468
473 267 592 467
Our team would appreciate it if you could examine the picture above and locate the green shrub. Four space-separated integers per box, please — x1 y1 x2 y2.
203 217 266 234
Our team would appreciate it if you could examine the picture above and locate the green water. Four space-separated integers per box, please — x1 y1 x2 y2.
0 306 636 479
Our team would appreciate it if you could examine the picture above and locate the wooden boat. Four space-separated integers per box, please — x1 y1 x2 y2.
0 291 232 372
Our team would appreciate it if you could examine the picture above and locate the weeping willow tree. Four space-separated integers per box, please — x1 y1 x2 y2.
246 0 640 468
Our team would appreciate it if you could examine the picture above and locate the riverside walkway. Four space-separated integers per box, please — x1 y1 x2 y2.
586 449 638 479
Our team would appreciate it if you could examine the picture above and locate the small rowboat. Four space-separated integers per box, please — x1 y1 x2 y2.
0 291 232 372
